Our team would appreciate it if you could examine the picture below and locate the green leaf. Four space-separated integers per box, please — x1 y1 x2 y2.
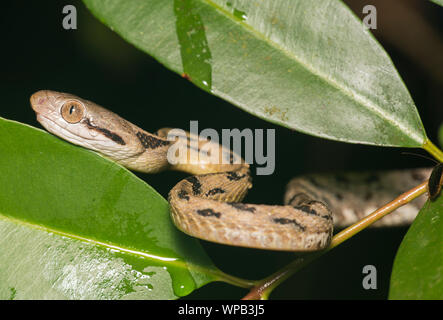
389 195 443 299
430 0 443 7
0 117 220 299
82 0 426 147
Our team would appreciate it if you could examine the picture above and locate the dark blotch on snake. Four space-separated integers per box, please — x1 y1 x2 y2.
273 218 305 231
136 131 170 149
228 202 256 213
293 203 332 221
206 188 225 196
186 176 202 195
226 171 246 181
287 193 315 206
84 118 125 145
293 204 318 216
305 176 323 189
178 190 190 201
287 193 305 205
197 208 221 218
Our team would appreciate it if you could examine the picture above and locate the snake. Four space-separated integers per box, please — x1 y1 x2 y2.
30 90 433 251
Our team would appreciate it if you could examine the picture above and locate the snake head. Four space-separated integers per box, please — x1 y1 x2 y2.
30 90 146 162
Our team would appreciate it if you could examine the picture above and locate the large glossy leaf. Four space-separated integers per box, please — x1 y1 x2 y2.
83 0 426 147
389 194 443 299
0 117 220 299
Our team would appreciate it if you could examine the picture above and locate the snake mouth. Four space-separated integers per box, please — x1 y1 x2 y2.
35 112 127 164
35 113 73 139
35 113 56 130
35 112 100 146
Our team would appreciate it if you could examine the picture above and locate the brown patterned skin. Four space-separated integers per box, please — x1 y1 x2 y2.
30 90 430 251
285 168 431 228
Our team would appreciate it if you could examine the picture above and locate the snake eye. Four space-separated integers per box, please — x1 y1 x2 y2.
61 100 85 123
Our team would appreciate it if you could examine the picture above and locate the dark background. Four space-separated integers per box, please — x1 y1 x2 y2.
1 0 442 299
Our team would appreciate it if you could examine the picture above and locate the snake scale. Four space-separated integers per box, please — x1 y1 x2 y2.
30 90 432 251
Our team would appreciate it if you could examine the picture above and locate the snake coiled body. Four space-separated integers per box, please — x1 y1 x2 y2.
30 90 430 251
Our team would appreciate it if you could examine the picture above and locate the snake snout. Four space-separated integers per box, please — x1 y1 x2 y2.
30 90 51 113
